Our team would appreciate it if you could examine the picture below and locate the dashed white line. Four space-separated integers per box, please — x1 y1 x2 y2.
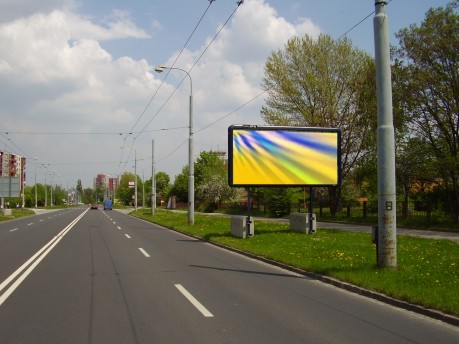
175 284 214 318
27 223 33 226
9 228 18 232
125 234 131 239
117 226 122 230
138 248 150 258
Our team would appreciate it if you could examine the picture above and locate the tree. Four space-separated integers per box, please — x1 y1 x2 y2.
119 172 136 205
393 1 459 221
194 151 234 209
76 179 83 202
261 34 376 214
155 172 170 197
170 166 189 202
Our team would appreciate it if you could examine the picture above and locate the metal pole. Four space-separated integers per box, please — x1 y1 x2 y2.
374 0 397 268
44 173 47 207
35 168 37 208
134 149 138 211
189 90 194 224
154 65 194 224
151 139 156 215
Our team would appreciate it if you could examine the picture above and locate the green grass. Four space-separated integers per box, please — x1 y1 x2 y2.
133 209 459 317
0 208 36 221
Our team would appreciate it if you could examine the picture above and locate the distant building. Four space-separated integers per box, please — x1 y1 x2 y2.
94 173 118 198
0 150 26 196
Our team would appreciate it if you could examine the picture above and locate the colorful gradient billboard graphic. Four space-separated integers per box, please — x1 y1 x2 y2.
228 125 341 187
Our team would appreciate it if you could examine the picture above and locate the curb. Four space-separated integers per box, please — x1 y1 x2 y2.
128 212 459 327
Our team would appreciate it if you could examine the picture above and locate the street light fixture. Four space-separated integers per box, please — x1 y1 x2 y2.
154 65 194 224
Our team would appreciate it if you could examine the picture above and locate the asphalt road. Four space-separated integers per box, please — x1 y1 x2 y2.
1 208 458 343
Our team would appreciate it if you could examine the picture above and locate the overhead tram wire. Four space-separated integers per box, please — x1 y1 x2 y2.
133 0 246 146
118 0 217 173
126 0 216 137
192 0 395 135
124 1 246 173
337 0 393 40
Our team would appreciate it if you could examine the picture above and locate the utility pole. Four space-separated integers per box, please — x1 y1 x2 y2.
151 139 156 215
374 0 397 268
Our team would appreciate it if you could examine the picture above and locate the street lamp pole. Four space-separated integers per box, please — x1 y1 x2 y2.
155 65 194 224
120 146 137 211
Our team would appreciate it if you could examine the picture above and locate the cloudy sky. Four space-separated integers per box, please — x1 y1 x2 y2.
0 0 448 190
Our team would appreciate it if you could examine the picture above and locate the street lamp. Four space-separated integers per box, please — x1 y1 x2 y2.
155 65 194 224
120 146 137 211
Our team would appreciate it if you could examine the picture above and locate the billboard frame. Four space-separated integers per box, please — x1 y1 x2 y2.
228 125 342 188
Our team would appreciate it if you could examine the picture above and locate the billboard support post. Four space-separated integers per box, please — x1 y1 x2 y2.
309 187 315 233
246 187 253 236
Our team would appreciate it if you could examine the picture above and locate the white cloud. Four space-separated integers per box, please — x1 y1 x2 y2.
0 0 322 186
0 0 76 23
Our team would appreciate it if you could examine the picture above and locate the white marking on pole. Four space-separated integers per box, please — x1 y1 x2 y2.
125 234 131 239
139 248 150 257
175 284 214 317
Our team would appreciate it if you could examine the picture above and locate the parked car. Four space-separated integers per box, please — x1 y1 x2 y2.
90 203 98 210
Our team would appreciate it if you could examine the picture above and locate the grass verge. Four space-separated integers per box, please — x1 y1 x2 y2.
132 209 459 317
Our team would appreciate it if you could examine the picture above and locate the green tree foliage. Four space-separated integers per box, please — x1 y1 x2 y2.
252 187 295 217
261 34 376 214
76 179 84 202
155 171 171 197
170 166 189 202
119 172 136 205
195 151 234 210
393 1 459 220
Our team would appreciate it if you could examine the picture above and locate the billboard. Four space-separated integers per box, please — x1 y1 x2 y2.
0 177 20 197
228 125 341 187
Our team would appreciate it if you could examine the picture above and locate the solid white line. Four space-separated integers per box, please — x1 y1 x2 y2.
138 248 150 257
0 209 89 307
175 284 214 318
125 234 131 239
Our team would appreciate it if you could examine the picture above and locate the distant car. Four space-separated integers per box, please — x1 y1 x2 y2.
90 203 98 210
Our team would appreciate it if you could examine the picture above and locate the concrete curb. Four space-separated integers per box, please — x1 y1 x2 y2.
126 210 459 327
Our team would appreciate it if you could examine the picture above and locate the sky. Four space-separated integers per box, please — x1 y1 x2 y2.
0 0 450 191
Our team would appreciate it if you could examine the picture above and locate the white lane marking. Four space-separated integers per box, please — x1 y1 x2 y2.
175 284 214 318
27 223 33 226
125 234 131 239
139 248 150 258
117 226 122 230
9 228 18 232
40 219 44 222
0 209 89 307
113 222 116 224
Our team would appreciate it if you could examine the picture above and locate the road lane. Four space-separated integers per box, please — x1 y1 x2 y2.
0 209 458 343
